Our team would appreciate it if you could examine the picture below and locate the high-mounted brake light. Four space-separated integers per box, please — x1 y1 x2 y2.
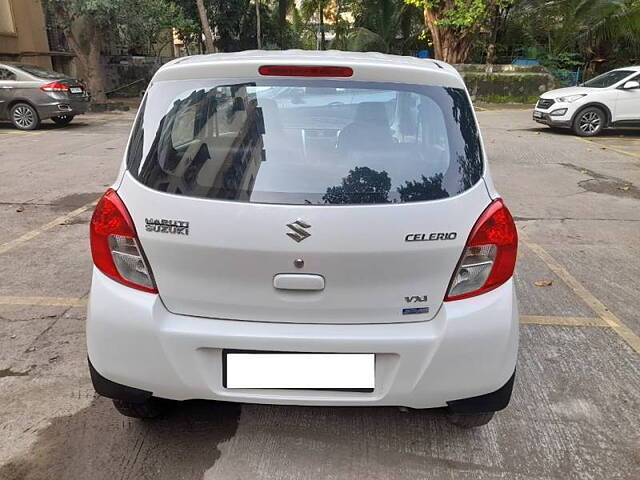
258 65 353 77
40 82 70 92
445 199 518 301
90 189 157 293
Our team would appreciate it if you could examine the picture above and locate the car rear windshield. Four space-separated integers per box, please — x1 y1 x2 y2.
583 70 634 88
127 79 483 205
13 63 65 79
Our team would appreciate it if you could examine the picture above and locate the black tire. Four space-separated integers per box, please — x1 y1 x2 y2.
112 397 171 419
447 412 495 428
52 115 74 126
572 107 605 137
10 103 40 130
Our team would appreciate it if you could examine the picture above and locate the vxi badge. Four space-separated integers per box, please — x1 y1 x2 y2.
405 232 457 242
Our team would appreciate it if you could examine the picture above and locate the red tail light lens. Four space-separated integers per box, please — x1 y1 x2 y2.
90 189 157 293
40 82 70 92
258 65 353 77
445 199 518 301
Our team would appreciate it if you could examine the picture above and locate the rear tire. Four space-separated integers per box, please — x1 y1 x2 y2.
112 397 171 419
447 412 495 428
52 115 74 126
10 103 40 130
573 107 605 137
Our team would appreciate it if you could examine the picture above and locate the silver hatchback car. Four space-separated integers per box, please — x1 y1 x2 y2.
0 62 89 130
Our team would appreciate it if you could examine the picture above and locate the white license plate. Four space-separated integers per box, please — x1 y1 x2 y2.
533 111 543 118
224 352 375 390
69 87 83 94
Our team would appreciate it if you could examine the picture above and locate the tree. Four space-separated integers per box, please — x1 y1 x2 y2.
177 0 278 51
484 1 512 64
503 0 640 71
255 0 262 49
397 173 447 202
300 0 330 49
278 0 291 48
345 0 422 53
196 0 215 53
323 167 392 205
45 0 187 102
290 5 318 49
124 1 194 60
405 0 513 63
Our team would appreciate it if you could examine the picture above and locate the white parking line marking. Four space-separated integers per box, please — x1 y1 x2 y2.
0 130 47 137
520 315 607 327
0 297 87 307
0 200 98 256
524 239 640 354
577 137 640 160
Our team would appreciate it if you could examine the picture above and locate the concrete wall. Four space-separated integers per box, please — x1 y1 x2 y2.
0 0 52 68
453 64 558 103
104 56 169 95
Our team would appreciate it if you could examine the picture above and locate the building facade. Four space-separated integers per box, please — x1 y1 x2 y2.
0 0 59 68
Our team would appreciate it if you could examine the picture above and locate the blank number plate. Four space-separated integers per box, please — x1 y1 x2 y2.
223 352 375 391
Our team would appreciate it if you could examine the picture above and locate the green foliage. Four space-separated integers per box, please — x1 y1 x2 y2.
338 27 389 52
505 0 640 66
46 0 192 55
290 6 317 49
175 0 281 51
331 0 424 53
47 0 186 29
405 0 512 31
123 0 194 55
538 52 583 71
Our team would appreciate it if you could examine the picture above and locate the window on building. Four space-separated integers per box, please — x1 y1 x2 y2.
0 0 17 34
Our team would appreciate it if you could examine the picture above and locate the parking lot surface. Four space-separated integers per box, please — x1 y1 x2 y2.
0 111 638 480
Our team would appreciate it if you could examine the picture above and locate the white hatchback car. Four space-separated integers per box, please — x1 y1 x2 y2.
533 66 640 136
88 51 519 428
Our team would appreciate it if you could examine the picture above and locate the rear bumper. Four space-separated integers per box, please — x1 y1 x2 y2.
36 97 89 119
87 269 519 409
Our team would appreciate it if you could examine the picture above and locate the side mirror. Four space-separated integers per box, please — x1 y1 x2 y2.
621 80 640 90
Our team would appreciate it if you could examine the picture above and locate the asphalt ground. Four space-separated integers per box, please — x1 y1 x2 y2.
0 109 638 480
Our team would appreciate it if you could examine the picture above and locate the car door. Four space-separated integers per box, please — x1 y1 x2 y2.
614 73 640 123
0 66 17 119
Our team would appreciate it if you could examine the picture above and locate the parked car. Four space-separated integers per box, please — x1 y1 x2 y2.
0 62 89 130
533 66 640 136
87 51 519 428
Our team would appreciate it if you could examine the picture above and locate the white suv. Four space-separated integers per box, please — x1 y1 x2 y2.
87 51 519 428
533 66 640 136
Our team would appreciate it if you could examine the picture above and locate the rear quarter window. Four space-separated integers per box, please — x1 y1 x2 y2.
127 79 483 205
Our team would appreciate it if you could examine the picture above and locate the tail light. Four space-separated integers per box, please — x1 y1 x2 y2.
40 82 70 92
259 65 353 77
90 189 157 293
445 199 517 301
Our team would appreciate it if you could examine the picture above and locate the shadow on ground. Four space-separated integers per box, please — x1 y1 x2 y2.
0 121 93 132
0 397 241 480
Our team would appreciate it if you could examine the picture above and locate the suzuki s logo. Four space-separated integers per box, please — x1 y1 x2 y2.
286 219 311 243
